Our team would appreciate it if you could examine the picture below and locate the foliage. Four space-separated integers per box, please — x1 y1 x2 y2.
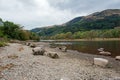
49 29 120 40
31 9 120 37
0 20 39 41
0 41 7 47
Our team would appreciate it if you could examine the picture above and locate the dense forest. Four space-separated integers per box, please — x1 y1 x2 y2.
31 9 120 39
0 18 39 41
48 29 120 40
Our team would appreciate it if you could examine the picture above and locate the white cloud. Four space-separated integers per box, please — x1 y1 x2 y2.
0 0 120 29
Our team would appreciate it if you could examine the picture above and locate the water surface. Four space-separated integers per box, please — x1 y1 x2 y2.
45 40 120 57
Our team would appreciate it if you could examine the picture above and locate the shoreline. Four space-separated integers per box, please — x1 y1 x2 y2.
0 42 120 80
41 38 120 42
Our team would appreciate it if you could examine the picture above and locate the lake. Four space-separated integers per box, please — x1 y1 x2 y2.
46 40 120 57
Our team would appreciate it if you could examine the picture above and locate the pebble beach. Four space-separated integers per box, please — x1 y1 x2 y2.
0 42 120 80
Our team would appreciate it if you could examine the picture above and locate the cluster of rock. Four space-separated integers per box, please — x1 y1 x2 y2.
98 48 111 56
93 48 120 67
97 48 120 60
32 47 59 59
25 42 60 59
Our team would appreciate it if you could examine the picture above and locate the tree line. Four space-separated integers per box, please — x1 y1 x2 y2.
40 29 120 40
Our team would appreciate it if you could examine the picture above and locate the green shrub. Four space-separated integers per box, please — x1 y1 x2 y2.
0 41 7 47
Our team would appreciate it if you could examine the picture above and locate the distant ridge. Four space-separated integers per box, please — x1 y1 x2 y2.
31 9 120 36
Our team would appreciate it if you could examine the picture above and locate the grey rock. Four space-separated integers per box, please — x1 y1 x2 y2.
47 52 59 59
32 47 45 55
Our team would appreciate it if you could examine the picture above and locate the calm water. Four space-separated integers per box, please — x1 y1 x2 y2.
50 40 120 57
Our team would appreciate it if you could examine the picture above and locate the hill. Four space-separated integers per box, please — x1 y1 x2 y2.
31 9 120 36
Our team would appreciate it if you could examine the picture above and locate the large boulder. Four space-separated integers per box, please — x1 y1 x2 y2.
47 52 59 59
94 58 108 67
99 51 111 56
32 47 45 55
115 56 120 60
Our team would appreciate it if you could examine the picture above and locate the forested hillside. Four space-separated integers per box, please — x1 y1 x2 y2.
31 9 120 39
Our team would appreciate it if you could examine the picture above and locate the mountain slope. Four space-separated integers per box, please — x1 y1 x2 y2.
31 9 120 36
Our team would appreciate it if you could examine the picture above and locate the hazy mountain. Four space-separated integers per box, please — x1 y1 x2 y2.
31 9 120 36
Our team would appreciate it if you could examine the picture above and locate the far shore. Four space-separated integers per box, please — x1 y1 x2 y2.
40 38 120 42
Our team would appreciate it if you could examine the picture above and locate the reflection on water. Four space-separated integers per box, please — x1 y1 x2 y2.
52 41 120 57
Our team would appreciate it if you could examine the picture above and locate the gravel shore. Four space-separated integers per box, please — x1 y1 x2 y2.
0 42 120 80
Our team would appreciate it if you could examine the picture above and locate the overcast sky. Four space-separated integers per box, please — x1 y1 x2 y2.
0 0 120 29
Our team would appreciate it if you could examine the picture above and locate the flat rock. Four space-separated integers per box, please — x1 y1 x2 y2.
98 48 104 52
115 56 120 60
99 51 111 56
94 58 109 67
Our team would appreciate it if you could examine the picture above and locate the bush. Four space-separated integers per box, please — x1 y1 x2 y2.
0 41 7 47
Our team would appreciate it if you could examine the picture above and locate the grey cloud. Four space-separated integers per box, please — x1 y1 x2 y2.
48 0 120 14
0 0 120 29
0 0 36 11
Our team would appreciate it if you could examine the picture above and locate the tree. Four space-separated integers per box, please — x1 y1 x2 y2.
65 32 73 39
3 21 20 38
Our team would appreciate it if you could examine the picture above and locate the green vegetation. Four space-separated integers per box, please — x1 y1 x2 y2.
0 20 39 41
31 9 120 40
32 14 120 37
42 29 120 40
0 41 7 47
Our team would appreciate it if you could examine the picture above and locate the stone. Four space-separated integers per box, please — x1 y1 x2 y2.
97 48 104 52
115 56 120 60
26 42 31 46
99 51 111 56
60 77 70 80
47 52 59 59
30 44 36 48
59 46 67 52
32 47 45 55
94 58 108 67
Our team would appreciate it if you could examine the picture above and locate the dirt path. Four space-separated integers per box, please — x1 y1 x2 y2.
0 42 120 80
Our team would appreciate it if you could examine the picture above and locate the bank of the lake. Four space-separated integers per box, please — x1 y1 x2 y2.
0 42 120 80
45 38 120 42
